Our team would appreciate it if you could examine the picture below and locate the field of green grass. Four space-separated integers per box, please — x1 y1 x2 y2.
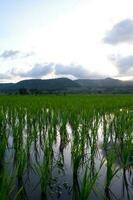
0 95 133 200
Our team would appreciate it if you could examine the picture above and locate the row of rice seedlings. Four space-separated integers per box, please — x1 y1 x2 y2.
34 139 53 199
0 108 14 199
70 109 104 200
0 170 14 200
101 109 133 199
0 112 7 169
0 95 133 199
80 158 104 200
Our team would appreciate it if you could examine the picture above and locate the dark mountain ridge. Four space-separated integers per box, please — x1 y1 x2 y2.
75 78 121 87
75 78 133 93
0 77 133 93
0 78 80 93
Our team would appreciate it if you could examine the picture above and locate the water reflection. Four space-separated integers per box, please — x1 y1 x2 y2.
1 109 133 200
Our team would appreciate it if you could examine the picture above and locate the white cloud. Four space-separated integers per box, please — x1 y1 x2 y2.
1 62 107 81
1 0 133 81
109 54 133 75
0 73 11 80
0 50 20 59
104 19 133 44
13 63 54 78
55 63 90 79
0 50 34 60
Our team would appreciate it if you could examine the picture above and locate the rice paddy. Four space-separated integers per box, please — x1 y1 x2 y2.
0 95 133 200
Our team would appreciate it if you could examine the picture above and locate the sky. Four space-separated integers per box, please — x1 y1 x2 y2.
1 0 133 82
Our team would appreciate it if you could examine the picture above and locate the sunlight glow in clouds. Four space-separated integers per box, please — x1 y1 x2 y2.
0 0 133 82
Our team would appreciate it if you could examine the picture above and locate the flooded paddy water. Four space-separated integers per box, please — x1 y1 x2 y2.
0 96 133 200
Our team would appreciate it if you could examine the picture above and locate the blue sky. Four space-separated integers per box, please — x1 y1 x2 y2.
0 0 133 82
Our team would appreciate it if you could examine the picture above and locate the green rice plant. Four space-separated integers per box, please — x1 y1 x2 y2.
72 172 80 200
0 95 133 199
80 159 104 200
121 168 131 200
0 133 7 169
0 114 7 169
34 139 53 198
104 148 120 199
15 149 27 179
0 170 14 200
71 132 83 178
113 111 133 168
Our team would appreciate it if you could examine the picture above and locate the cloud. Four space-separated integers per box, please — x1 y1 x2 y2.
0 50 34 59
109 54 133 75
23 52 35 57
0 50 20 59
55 63 90 79
2 62 105 81
11 63 105 79
104 19 133 44
14 63 54 78
0 73 11 80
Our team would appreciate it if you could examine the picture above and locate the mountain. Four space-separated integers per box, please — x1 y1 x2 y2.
75 78 122 88
0 77 133 94
75 78 133 93
0 83 14 92
0 78 80 93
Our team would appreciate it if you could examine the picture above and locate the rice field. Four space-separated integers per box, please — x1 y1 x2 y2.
0 95 133 200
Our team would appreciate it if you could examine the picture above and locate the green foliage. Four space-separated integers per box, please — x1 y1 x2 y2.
0 95 132 199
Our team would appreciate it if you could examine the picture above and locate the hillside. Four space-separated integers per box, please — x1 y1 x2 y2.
0 77 133 94
0 78 80 93
75 78 133 93
75 78 122 88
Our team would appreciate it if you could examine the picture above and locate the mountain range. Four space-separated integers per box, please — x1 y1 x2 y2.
0 77 133 94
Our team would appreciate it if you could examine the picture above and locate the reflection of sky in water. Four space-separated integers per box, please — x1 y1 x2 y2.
3 112 133 200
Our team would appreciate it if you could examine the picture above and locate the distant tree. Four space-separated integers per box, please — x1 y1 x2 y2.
19 88 29 95
29 89 43 95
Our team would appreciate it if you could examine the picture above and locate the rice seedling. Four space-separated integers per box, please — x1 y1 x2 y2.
34 138 53 199
0 95 132 199
80 158 104 200
0 170 14 200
